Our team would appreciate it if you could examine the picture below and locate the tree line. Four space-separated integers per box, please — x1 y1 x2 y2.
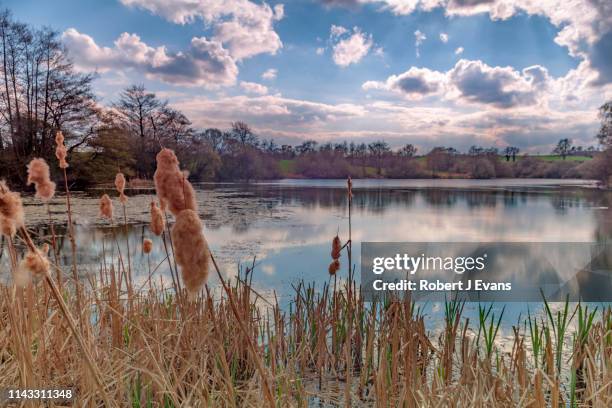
0 10 611 188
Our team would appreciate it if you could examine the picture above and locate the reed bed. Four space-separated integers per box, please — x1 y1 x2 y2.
1 145 611 407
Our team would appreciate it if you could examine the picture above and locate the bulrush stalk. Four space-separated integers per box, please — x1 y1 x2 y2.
17 225 113 407
55 131 81 308
150 200 180 293
143 238 153 290
99 194 130 294
115 172 133 294
2 180 111 405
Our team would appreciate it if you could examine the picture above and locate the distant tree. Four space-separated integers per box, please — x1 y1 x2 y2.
469 146 484 156
597 101 612 147
261 138 278 154
446 147 459 155
504 146 520 162
0 10 98 180
354 142 368 174
114 85 163 140
368 140 391 175
201 128 225 153
553 138 572 159
398 144 417 158
229 121 258 147
319 142 333 152
280 144 295 158
334 141 348 156
426 147 455 175
296 140 318 154
154 106 193 148
593 101 612 186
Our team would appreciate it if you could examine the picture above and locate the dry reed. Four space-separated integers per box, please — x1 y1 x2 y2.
2 165 611 408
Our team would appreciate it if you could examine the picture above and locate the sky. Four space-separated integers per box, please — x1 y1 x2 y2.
5 0 612 153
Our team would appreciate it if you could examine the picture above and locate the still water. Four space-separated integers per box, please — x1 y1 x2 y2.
2 178 611 333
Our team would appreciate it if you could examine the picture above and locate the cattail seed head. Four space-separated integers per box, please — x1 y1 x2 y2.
26 158 56 201
56 146 68 169
347 176 353 200
328 259 340 276
16 243 51 287
55 131 68 169
331 235 342 260
55 131 64 145
171 209 210 297
143 238 153 254
154 148 197 216
115 172 128 204
99 194 113 220
0 181 25 237
150 201 165 236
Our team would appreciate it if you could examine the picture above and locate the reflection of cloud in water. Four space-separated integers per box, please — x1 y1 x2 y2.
2 182 609 299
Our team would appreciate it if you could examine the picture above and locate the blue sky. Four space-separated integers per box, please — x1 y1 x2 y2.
5 0 612 152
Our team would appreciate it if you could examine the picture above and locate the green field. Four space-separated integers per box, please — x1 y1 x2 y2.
524 154 593 162
278 159 296 174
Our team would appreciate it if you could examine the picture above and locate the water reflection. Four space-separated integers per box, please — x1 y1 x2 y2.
1 180 611 305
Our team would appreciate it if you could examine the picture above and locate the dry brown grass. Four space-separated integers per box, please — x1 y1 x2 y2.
1 268 612 407
1 149 611 407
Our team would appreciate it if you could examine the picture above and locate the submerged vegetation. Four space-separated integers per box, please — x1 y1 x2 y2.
0 141 611 407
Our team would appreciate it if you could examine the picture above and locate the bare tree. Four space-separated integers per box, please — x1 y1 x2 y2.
504 146 520 162
113 84 162 140
553 138 572 159
398 143 417 158
597 101 612 147
0 10 98 179
368 140 390 175
228 121 259 148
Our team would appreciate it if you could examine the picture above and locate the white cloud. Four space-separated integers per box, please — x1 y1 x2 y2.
119 0 284 60
321 1 612 85
455 46 464 55
330 24 349 38
240 81 269 95
174 94 366 132
62 29 238 87
449 59 545 108
261 68 278 80
330 26 374 67
171 90 599 152
414 29 426 57
363 67 446 100
363 59 555 108
316 47 325 55
439 32 449 43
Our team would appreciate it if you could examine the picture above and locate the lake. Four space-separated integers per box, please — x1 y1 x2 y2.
2 178 611 334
